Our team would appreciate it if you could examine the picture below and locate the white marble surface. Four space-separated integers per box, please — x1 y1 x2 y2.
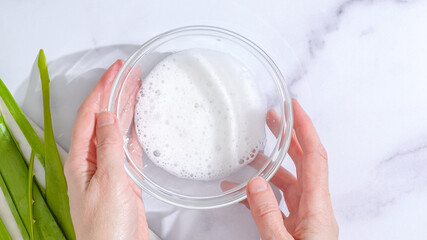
1 0 427 239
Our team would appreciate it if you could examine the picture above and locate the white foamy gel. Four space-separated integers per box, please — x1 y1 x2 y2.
134 49 266 180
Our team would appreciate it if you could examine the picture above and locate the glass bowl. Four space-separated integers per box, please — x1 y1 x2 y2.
108 26 293 209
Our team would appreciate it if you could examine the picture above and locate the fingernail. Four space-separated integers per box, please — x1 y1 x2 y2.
97 112 115 128
113 59 124 69
248 177 267 194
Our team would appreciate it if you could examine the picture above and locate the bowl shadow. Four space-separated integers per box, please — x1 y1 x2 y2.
15 44 140 150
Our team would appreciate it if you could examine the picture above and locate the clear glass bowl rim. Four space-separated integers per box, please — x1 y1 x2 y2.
108 25 294 209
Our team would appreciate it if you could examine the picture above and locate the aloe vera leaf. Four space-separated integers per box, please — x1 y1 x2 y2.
0 101 47 195
0 98 69 192
0 76 68 192
0 115 65 239
0 79 45 167
28 150 35 240
27 116 68 165
0 217 12 240
0 172 29 240
0 79 47 196
38 49 75 240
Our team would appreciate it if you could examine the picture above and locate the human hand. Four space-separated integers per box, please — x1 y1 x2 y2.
64 60 149 240
246 99 338 240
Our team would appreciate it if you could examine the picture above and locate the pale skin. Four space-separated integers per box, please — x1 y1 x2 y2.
65 60 338 239
246 99 339 240
64 60 149 240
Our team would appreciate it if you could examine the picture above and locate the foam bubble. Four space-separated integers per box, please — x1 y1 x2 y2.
153 150 161 157
134 49 266 180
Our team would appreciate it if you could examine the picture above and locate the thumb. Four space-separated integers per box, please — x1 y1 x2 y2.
95 111 124 174
247 177 291 240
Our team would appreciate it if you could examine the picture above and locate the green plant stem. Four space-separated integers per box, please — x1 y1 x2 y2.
28 151 35 240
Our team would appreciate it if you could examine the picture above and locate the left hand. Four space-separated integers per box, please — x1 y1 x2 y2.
64 60 149 240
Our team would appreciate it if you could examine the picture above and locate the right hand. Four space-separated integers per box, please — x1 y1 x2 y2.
246 99 339 240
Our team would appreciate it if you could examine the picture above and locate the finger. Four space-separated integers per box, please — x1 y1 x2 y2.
127 124 143 169
69 60 124 159
292 99 325 158
94 111 124 176
248 152 301 211
220 181 249 208
66 60 123 193
266 109 303 166
270 167 300 212
124 125 144 199
248 153 269 170
266 109 282 138
292 99 329 192
246 177 291 240
117 66 141 133
222 180 289 221
98 60 125 111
